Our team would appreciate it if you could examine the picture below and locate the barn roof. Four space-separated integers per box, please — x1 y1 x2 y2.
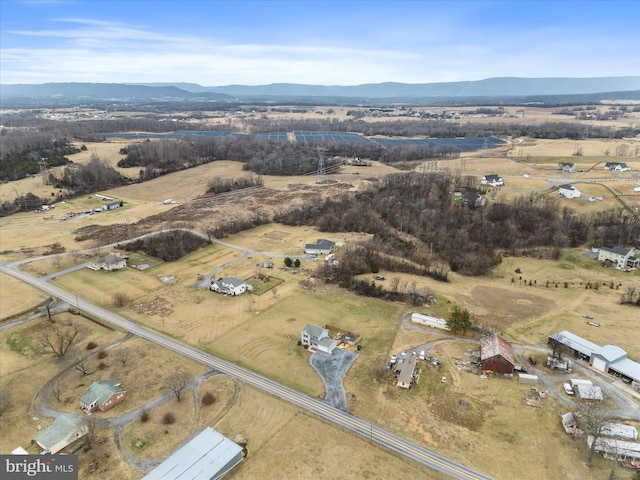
592 345 627 363
549 331 599 357
480 334 514 365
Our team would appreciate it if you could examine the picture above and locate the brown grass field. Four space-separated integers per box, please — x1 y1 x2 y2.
1 106 639 479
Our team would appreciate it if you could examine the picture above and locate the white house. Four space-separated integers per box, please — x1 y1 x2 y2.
604 162 631 172
558 184 581 198
300 324 337 354
210 277 247 296
305 239 336 255
88 252 128 271
480 174 504 187
597 246 639 269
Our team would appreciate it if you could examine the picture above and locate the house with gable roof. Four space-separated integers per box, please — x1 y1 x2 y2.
557 162 576 172
210 277 247 296
558 184 581 198
305 239 336 255
480 174 504 187
604 162 631 172
89 252 128 271
300 324 337 354
35 413 87 453
597 246 639 269
80 380 126 414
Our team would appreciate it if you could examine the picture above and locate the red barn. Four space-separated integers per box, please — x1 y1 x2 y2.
480 334 515 374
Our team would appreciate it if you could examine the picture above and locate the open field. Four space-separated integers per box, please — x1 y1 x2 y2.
1 106 640 479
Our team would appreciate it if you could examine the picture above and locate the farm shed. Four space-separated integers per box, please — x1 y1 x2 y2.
560 412 583 435
479 334 514 375
574 384 603 402
517 373 538 384
142 427 243 480
548 331 598 360
411 313 449 330
587 436 640 461
35 413 87 454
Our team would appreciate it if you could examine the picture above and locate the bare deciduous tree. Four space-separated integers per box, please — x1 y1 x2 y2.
84 416 98 451
574 402 612 467
112 292 129 308
166 372 190 402
41 322 78 358
115 347 131 366
70 353 92 376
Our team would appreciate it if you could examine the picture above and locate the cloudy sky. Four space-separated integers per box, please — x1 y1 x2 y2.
1 0 639 85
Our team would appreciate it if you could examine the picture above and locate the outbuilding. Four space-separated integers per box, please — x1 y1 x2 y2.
480 334 514 375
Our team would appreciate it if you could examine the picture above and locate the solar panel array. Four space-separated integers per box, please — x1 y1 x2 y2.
293 131 377 146
254 132 289 142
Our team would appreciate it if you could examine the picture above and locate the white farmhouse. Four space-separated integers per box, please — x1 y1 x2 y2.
480 174 504 187
604 162 631 172
597 246 639 269
558 184 581 198
88 252 128 271
300 324 337 354
210 277 247 296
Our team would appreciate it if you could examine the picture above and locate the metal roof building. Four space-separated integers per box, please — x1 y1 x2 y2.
142 427 243 480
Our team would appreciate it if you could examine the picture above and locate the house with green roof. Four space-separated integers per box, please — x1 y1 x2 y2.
34 413 87 454
80 380 126 414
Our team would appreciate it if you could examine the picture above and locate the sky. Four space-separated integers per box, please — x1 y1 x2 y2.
1 0 639 86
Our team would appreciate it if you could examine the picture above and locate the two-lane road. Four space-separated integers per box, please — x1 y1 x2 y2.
0 264 493 480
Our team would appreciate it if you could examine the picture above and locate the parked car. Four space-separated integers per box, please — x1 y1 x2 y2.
563 383 575 395
528 356 537 365
390 354 397 364
582 314 594 319
419 351 425 361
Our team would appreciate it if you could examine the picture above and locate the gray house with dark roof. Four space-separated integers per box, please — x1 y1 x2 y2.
305 239 336 255
301 324 337 354
35 413 87 453
80 380 126 414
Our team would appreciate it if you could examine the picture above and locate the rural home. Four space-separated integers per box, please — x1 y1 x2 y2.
80 380 126 414
480 174 504 187
462 191 486 209
142 427 243 480
88 252 128 271
397 352 418 389
300 324 337 354
305 239 336 255
102 200 123 210
604 161 632 172
548 331 640 384
596 246 639 269
211 277 247 296
557 162 576 172
411 312 449 330
34 413 87 454
558 184 581 198
479 334 515 375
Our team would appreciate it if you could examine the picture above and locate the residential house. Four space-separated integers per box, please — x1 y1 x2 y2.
80 380 126 414
480 334 515 374
397 352 418 389
304 239 336 255
462 191 486 209
89 252 128 271
35 413 87 453
557 162 576 172
300 324 337 354
102 200 123 211
597 246 639 269
480 174 504 187
558 184 581 198
210 277 247 296
604 162 631 172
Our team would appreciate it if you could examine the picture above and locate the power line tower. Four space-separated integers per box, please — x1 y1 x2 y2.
38 159 49 184
316 147 327 184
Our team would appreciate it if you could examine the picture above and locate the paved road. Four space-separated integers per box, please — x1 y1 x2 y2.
0 264 493 480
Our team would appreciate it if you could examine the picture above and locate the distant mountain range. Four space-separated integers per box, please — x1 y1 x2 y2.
1 77 639 104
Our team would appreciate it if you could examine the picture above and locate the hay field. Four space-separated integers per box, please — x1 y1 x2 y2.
0 273 50 319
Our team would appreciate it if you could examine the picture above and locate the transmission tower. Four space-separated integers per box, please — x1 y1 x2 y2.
38 159 49 184
316 147 327 184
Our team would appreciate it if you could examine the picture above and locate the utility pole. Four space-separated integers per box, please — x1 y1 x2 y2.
316 147 327 184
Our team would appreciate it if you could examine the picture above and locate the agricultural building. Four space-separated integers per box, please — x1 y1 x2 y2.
479 334 514 374
549 331 640 384
142 427 243 480
558 184 581 198
102 200 123 210
574 383 603 402
35 414 87 454
411 312 449 330
80 380 126 414
211 277 247 296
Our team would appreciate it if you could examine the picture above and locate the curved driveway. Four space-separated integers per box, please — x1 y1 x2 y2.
1 264 493 480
